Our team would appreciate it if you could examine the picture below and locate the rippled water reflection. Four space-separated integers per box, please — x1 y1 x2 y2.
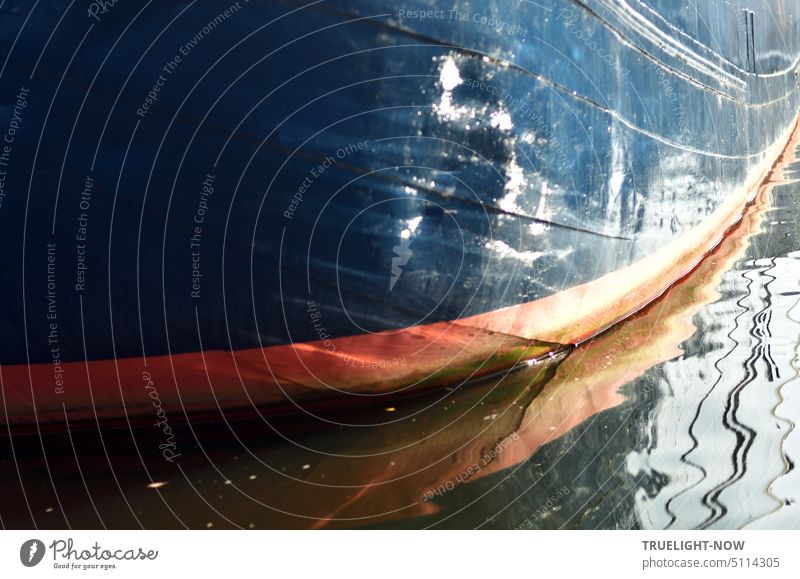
3 148 800 530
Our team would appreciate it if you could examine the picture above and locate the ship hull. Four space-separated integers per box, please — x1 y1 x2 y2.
1 0 799 424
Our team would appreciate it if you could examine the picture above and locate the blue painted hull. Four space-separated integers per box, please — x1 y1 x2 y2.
1 0 799 418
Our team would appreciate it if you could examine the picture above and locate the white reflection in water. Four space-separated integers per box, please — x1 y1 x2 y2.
628 248 800 529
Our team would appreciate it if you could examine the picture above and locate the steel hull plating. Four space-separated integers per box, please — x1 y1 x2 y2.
1 0 800 423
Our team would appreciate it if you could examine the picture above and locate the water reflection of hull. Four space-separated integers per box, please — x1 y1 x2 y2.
1 0 800 423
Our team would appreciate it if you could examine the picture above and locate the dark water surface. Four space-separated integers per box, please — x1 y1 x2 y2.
3 149 800 530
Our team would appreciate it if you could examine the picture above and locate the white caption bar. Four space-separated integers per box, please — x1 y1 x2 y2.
1 530 799 578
